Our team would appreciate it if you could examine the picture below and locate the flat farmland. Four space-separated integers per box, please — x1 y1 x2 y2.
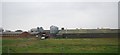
2 37 118 53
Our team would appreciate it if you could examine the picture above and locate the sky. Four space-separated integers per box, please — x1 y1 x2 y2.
0 0 119 31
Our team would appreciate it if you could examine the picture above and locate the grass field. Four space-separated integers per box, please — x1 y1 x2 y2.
0 37 2 54
2 37 118 53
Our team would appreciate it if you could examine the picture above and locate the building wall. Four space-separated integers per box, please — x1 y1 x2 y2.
56 33 118 38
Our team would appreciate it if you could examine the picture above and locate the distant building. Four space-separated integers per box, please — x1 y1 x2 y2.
30 27 44 32
61 28 64 30
2 32 22 37
15 30 23 32
57 29 118 38
30 28 38 32
50 25 59 37
5 30 11 32
0 28 4 32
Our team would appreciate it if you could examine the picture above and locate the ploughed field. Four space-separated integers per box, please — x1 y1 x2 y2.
2 37 118 53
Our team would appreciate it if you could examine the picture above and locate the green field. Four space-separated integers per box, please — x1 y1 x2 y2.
0 37 2 55
2 37 118 53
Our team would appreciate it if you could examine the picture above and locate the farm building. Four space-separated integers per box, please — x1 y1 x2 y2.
1 27 119 38
56 29 118 38
1 31 38 37
2 32 22 37
50 25 59 37
30 27 44 32
0 32 2 37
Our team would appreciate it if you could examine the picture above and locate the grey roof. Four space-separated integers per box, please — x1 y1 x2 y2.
2 32 22 34
1 31 39 35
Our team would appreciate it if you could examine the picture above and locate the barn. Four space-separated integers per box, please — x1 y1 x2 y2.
2 32 22 37
56 29 118 38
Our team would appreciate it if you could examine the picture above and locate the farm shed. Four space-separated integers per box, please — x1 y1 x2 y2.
56 29 118 38
2 32 22 37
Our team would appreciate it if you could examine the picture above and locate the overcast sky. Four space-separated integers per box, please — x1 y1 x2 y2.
1 1 119 31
